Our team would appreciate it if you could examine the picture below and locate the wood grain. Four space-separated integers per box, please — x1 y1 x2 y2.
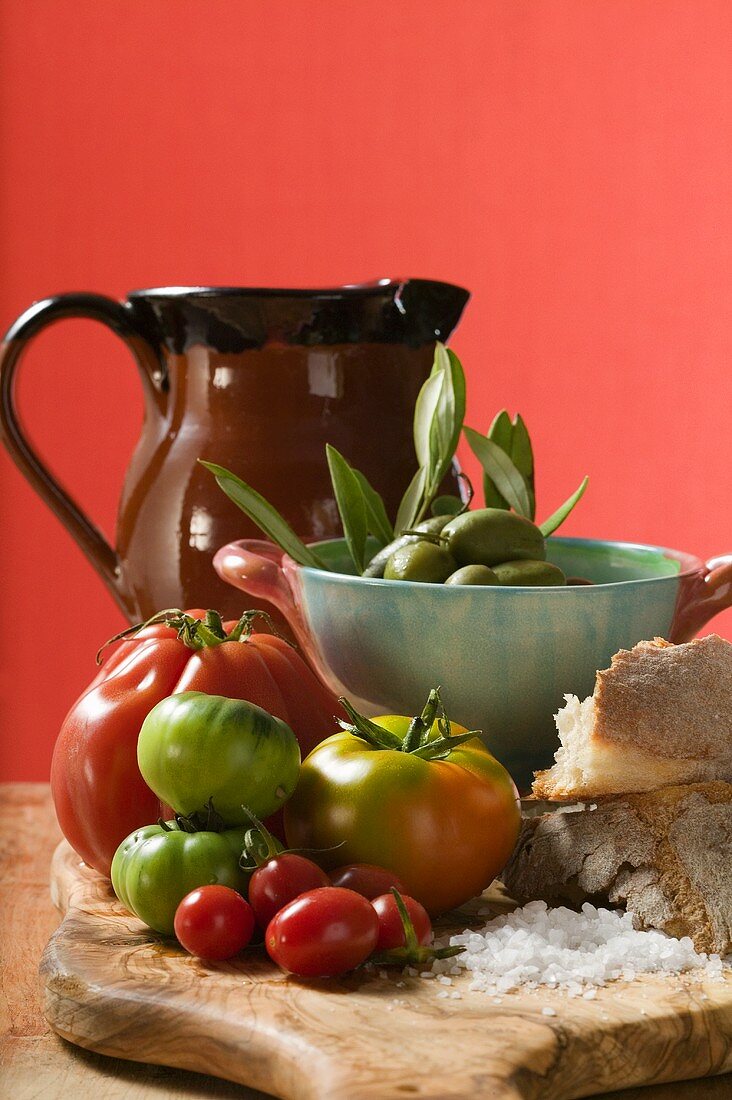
2 783 730 1100
0 784 267 1100
41 835 732 1100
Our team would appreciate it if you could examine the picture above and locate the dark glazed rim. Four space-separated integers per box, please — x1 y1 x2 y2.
127 278 470 301
126 278 471 353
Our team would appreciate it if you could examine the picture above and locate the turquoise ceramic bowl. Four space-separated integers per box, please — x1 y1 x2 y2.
215 537 732 789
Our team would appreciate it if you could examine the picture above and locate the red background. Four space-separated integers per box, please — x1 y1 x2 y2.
1 0 730 781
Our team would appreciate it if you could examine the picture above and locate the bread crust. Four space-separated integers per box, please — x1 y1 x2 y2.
533 635 732 800
594 635 732 757
502 782 732 955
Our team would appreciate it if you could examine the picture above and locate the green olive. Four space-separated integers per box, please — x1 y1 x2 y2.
362 515 452 578
444 564 501 586
492 559 566 586
442 508 545 567
384 540 456 583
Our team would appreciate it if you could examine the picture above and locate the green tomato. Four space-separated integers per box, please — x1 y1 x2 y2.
442 508 545 567
111 821 253 935
137 692 301 825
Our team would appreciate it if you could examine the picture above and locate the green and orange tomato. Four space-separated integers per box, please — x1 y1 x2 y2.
284 690 521 915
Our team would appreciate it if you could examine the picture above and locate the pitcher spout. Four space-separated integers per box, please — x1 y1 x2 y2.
390 278 470 346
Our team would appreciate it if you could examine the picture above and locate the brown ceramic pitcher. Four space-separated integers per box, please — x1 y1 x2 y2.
0 280 469 620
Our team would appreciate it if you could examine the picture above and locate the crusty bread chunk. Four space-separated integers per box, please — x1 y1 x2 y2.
533 635 732 800
502 782 732 955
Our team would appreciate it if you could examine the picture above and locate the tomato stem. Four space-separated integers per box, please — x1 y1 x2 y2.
337 699 404 750
157 797 228 834
393 888 420 955
238 805 285 868
370 888 466 968
96 607 186 662
338 689 481 759
203 610 227 638
193 621 230 647
401 688 441 752
410 730 481 760
96 607 293 664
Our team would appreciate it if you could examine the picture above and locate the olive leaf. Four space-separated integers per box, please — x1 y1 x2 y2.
428 345 466 497
395 466 427 536
463 428 533 519
351 469 394 545
539 476 589 536
325 445 370 574
396 344 466 533
483 411 536 519
199 460 329 570
413 369 445 472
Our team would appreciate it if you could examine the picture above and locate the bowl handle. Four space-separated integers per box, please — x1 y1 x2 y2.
669 553 732 642
213 540 311 649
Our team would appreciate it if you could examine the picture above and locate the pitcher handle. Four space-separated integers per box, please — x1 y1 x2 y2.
669 554 732 642
0 293 163 617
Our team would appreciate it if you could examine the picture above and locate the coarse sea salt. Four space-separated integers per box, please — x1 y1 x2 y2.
427 901 728 997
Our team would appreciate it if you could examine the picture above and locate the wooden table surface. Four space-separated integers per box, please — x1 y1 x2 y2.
2 783 730 1100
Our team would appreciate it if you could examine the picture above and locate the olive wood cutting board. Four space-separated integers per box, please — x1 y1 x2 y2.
41 840 732 1100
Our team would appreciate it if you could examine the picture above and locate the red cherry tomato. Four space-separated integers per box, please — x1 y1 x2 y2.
371 893 432 951
329 863 406 900
248 853 330 928
265 887 379 977
174 885 255 960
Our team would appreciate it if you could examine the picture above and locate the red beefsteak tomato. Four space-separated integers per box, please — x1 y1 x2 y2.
51 609 340 877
